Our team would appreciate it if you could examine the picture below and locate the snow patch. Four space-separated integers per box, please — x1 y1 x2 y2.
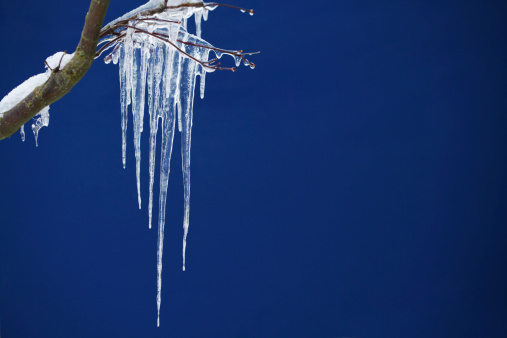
0 73 49 119
45 51 74 71
0 51 74 143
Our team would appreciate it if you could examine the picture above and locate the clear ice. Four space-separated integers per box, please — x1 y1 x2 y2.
101 0 253 326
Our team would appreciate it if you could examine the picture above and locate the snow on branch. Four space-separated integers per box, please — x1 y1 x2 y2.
0 0 111 141
0 0 256 143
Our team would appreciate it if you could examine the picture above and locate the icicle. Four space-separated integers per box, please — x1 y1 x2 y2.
194 10 202 38
132 33 151 210
119 47 128 169
156 46 180 326
148 44 164 229
147 40 156 229
139 31 150 133
178 55 198 271
33 130 39 147
199 68 206 99
20 125 25 142
132 37 143 209
234 54 241 67
199 49 210 99
156 111 176 327
31 107 50 147
120 29 134 168
125 28 134 107
176 36 187 133
112 46 120 65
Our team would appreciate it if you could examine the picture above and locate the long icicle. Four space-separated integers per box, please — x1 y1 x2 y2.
119 46 128 168
178 39 198 272
132 38 143 209
156 42 180 327
148 41 164 229
122 28 134 168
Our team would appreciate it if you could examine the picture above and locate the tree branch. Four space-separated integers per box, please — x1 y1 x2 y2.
0 1 255 141
0 0 110 140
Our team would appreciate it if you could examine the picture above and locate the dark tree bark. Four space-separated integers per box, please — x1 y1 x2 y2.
0 0 111 140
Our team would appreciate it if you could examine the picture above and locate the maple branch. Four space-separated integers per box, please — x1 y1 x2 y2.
0 0 110 140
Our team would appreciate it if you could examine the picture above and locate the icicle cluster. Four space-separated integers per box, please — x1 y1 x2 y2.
99 0 255 327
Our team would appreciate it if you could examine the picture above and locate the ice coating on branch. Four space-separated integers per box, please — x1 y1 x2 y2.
104 0 165 27
100 0 254 326
104 0 204 28
0 51 74 144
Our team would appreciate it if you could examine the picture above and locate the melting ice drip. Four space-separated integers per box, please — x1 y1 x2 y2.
98 0 254 326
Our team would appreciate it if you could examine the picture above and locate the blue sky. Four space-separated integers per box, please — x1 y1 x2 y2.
1 1 506 337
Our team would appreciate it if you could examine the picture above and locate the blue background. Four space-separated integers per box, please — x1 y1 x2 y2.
1 0 506 337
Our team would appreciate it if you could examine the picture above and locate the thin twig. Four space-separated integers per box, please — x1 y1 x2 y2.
120 24 237 71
